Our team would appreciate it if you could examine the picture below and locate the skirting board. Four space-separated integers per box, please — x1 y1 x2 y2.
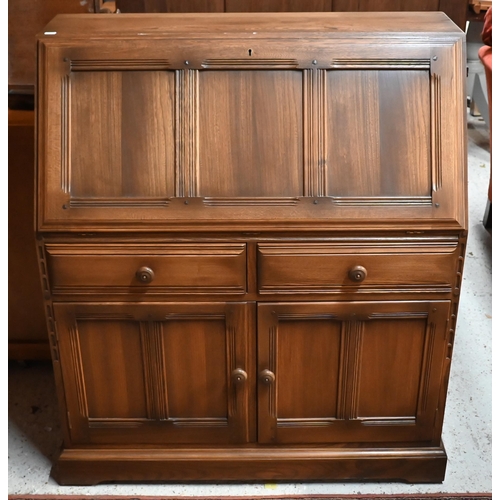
50 445 447 485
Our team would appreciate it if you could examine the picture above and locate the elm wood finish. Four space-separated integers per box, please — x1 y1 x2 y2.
35 13 467 484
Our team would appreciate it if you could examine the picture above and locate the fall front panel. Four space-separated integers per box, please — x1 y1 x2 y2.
37 35 465 229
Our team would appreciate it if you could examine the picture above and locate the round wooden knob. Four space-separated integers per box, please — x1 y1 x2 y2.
231 368 248 384
259 369 276 385
136 266 155 284
348 265 367 283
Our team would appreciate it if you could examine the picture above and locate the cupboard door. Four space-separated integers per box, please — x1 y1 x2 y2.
53 302 255 445
257 301 450 444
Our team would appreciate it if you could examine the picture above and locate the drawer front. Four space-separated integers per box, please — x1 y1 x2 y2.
257 239 460 294
46 243 247 295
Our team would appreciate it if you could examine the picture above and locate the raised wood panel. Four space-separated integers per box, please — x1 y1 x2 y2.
162 317 228 418
274 319 342 419
69 70 175 201
257 301 449 444
198 70 303 197
77 320 148 419
326 69 431 199
357 318 426 418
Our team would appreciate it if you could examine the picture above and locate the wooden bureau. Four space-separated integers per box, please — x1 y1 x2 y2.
35 12 467 485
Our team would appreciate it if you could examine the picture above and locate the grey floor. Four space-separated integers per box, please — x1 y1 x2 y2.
8 110 492 497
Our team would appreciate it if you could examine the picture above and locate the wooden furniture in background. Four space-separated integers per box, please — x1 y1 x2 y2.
8 0 92 360
8 0 98 99
116 0 469 30
469 0 492 14
8 0 117 360
8 110 49 360
36 12 467 485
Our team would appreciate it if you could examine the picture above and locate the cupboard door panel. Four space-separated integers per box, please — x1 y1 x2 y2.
198 70 303 197
54 302 254 445
162 317 229 419
358 318 426 418
258 301 449 444
77 320 148 419
273 319 342 419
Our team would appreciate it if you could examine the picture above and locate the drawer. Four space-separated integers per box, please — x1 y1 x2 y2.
257 239 460 294
46 243 247 295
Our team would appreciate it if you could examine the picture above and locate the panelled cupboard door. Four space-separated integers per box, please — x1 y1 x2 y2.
36 14 466 232
257 301 450 444
53 302 255 445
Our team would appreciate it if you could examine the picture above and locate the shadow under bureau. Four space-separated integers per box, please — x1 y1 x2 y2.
35 12 467 485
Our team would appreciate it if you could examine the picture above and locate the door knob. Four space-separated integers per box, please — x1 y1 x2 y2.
231 368 248 384
259 369 275 385
348 265 367 283
136 266 155 284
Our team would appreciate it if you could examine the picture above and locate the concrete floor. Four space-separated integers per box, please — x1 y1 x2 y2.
7 111 492 497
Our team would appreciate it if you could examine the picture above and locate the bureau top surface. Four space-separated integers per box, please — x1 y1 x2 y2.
40 11 463 40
